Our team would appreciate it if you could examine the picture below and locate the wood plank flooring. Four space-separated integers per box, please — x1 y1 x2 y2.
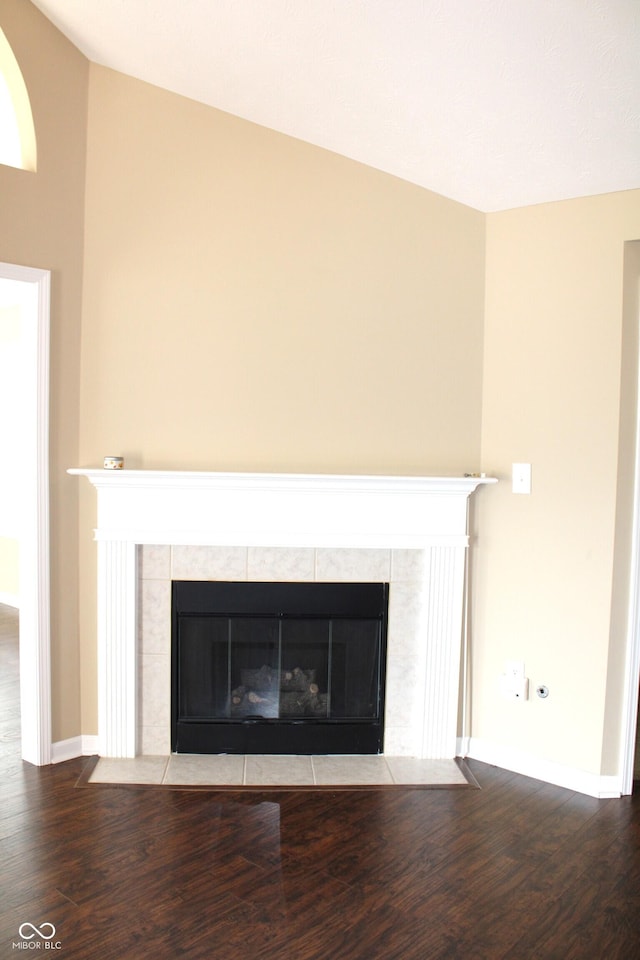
1 603 639 959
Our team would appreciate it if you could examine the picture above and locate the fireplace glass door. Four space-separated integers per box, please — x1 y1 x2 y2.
172 581 388 755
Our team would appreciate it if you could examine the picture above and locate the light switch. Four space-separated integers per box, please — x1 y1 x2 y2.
512 462 532 494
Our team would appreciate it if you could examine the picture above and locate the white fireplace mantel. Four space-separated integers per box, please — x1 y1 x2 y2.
69 469 494 548
70 468 496 759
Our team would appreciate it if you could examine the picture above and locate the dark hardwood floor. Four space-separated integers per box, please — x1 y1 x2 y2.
1 602 639 959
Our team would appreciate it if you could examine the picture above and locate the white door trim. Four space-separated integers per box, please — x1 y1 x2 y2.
622 508 640 794
0 261 51 765
621 248 640 796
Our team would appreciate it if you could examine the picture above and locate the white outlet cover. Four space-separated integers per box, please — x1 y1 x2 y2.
499 674 529 701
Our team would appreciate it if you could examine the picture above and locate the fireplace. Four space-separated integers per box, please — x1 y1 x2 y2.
68 468 496 759
172 580 388 754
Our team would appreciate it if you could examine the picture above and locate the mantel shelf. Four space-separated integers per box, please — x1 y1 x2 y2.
68 468 496 495
68 468 497 550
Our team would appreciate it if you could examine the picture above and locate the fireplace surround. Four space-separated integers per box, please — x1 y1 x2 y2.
69 469 495 759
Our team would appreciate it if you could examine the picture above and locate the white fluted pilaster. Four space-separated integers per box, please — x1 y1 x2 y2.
97 540 137 757
418 546 467 758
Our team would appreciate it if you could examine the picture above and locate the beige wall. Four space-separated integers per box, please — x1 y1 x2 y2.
475 192 640 775
78 65 486 733
80 66 485 475
0 0 88 741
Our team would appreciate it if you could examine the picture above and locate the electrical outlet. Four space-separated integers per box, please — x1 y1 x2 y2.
504 660 525 680
513 678 529 700
500 665 529 701
500 676 530 700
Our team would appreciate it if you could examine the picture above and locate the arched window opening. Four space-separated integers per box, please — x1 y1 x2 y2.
0 27 37 171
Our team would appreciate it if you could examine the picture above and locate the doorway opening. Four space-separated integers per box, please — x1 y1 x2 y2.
0 262 50 765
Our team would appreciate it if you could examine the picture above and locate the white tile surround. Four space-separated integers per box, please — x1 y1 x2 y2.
69 469 496 760
139 543 433 756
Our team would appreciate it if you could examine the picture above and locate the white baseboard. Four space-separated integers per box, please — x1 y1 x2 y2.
51 735 99 764
460 737 623 799
0 591 19 608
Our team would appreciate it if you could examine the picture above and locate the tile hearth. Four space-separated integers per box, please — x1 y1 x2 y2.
88 755 474 788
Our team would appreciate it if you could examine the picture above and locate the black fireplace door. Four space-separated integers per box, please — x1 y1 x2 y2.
172 581 388 755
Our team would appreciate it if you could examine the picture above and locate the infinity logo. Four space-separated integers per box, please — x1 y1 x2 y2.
18 922 56 941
